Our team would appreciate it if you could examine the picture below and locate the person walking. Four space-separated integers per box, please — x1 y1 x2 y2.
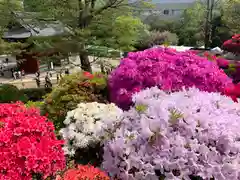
57 73 60 84
11 69 14 78
60 70 63 79
45 72 52 88
65 68 69 75
21 69 25 76
13 71 17 79
35 73 41 88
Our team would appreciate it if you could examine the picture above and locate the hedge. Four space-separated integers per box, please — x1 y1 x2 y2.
0 84 28 103
20 88 52 101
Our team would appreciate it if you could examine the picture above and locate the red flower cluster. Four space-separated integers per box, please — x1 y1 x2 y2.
224 83 240 102
203 51 230 68
222 34 240 54
83 71 94 79
56 165 110 180
0 103 66 180
203 52 217 61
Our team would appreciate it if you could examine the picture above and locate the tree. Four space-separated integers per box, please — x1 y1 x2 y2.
177 1 205 46
143 14 179 33
88 10 147 52
176 0 231 48
211 14 232 47
222 0 240 33
0 0 26 55
134 30 178 51
24 0 149 72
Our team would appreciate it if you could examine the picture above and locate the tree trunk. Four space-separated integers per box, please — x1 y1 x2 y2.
80 52 92 73
204 0 211 48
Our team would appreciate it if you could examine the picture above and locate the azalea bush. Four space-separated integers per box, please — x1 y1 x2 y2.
25 100 44 108
60 102 122 165
109 47 233 109
0 103 66 180
102 87 240 180
41 72 108 131
203 51 240 83
224 83 240 102
56 165 110 180
222 34 240 54
21 88 52 101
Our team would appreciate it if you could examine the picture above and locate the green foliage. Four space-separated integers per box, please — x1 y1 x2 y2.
89 12 148 52
211 15 232 48
21 0 150 67
0 84 28 103
222 0 240 33
41 72 108 131
134 30 178 50
25 101 44 108
0 0 23 31
144 15 179 32
20 88 52 101
113 15 147 51
0 0 27 55
177 1 206 46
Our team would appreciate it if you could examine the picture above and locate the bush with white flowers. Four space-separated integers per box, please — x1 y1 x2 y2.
60 102 122 156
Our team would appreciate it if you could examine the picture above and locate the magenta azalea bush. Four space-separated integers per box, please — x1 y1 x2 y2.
102 87 240 180
108 47 233 109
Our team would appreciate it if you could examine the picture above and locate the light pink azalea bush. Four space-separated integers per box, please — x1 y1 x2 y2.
102 87 240 180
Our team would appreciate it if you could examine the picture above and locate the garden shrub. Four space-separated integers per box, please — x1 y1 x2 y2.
60 102 122 165
20 87 52 101
202 51 240 83
41 72 108 131
224 83 240 102
25 100 44 108
0 102 65 180
102 87 240 180
0 84 28 103
56 165 110 180
134 30 178 51
109 47 233 110
222 34 240 54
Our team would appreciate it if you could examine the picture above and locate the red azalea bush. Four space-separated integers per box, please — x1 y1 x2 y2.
203 52 230 68
224 83 240 102
0 102 66 180
56 165 110 180
222 34 240 54
109 47 233 110
202 51 240 83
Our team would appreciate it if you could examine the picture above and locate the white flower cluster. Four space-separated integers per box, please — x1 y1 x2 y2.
60 102 122 155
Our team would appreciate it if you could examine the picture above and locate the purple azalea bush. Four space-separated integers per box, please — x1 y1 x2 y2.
108 48 233 110
102 87 240 180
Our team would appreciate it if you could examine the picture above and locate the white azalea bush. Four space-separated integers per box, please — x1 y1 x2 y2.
60 102 122 156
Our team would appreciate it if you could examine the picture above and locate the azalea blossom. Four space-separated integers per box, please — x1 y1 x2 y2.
108 47 233 110
60 102 122 155
102 87 240 180
56 165 110 180
0 103 65 180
